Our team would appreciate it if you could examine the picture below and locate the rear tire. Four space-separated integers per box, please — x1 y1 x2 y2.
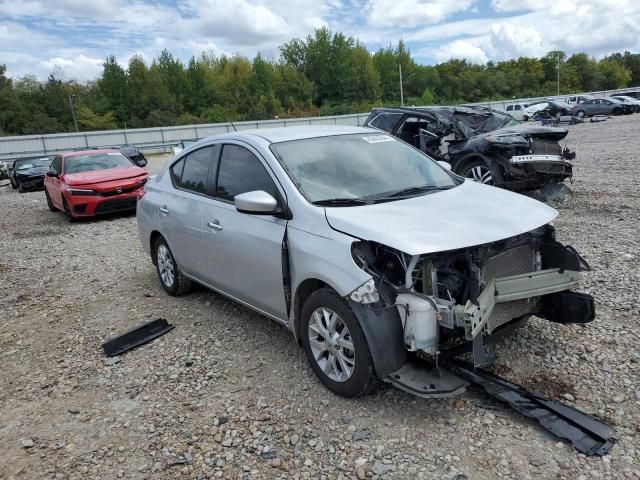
154 236 191 296
45 188 57 212
301 288 378 397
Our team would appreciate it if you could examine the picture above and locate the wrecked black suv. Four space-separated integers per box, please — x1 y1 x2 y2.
365 107 575 192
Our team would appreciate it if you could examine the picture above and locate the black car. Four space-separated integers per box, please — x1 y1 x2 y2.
8 156 55 192
531 101 572 120
119 145 147 167
365 106 574 192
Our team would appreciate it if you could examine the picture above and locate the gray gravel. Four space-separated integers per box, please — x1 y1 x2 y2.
1 116 639 479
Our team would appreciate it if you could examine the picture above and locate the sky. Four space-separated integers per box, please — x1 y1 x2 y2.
1 0 639 81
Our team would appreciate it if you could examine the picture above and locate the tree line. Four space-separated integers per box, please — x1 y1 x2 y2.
1 27 639 136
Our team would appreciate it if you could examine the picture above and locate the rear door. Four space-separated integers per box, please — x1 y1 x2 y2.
158 145 219 278
199 142 288 319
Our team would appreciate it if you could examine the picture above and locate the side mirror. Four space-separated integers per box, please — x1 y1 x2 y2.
136 159 147 167
234 190 279 215
437 160 452 171
46 169 58 178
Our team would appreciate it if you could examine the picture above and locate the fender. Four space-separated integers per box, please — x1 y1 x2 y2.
347 299 407 379
452 152 499 172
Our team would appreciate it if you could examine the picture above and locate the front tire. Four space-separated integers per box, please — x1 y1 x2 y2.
459 160 501 186
154 236 191 296
576 110 585 118
301 288 377 397
62 198 77 222
45 188 57 212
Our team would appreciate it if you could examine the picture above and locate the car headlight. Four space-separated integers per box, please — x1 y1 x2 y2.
66 188 96 196
485 134 527 144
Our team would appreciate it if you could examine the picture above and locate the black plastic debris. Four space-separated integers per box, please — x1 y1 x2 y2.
102 318 174 357
450 360 617 456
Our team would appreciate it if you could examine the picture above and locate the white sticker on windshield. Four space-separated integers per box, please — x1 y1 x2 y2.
362 135 395 144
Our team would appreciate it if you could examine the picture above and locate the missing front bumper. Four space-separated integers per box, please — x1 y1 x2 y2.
457 268 581 338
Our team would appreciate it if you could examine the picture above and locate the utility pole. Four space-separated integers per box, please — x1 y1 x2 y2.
556 53 560 96
68 94 79 132
399 63 404 107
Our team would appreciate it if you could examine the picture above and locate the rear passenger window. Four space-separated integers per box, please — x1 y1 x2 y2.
506 106 513 111
172 147 215 194
170 158 185 185
216 145 278 202
514 105 522 111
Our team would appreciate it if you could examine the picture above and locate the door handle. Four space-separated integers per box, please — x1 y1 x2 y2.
159 206 169 214
207 221 222 231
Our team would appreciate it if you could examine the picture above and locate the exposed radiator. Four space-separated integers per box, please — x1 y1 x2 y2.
484 243 536 333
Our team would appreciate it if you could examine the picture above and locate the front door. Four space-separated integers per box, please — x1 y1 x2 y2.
200 143 288 320
47 155 64 209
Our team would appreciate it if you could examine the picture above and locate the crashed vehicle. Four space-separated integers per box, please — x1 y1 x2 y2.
8 155 55 192
137 125 594 399
365 107 575 192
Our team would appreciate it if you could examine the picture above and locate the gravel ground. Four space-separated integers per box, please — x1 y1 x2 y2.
1 116 639 480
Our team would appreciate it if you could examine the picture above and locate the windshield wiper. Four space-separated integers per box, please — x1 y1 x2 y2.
312 198 370 207
373 184 454 200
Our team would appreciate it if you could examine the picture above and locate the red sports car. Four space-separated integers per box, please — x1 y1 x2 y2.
43 149 148 220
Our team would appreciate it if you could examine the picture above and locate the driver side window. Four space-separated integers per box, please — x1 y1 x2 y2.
215 145 279 203
51 156 62 174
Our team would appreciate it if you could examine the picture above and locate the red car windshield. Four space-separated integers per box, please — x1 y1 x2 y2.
64 153 133 174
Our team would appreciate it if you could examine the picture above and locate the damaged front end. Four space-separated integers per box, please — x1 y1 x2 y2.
451 127 575 192
350 224 594 390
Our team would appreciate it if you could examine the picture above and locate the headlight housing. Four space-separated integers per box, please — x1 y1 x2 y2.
66 188 96 196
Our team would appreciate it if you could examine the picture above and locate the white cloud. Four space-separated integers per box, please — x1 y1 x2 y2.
488 23 544 59
434 39 488 64
366 0 475 28
40 54 104 81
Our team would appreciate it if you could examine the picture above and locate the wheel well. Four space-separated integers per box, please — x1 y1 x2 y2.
293 278 331 343
150 230 162 265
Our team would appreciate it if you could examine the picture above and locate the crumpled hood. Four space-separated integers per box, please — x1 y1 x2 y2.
64 166 146 186
324 180 557 256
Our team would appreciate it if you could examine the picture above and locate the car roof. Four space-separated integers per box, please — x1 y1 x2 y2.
202 125 378 144
62 149 120 158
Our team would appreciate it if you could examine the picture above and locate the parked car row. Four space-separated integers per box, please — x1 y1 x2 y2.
2 145 147 194
504 92 640 120
2 113 599 400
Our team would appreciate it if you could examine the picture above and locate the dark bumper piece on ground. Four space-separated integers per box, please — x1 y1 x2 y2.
385 363 469 398
102 318 174 357
449 360 617 456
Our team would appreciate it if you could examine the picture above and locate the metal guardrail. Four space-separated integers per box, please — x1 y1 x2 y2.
1 86 638 161
0 114 370 161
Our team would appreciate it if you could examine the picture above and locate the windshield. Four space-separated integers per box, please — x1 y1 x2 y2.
270 133 457 204
15 157 52 170
64 153 134 174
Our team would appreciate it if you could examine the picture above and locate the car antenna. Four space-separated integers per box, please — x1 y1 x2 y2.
228 119 237 132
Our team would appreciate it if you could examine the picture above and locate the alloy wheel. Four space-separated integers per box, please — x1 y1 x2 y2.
467 165 494 185
307 307 356 382
157 244 175 287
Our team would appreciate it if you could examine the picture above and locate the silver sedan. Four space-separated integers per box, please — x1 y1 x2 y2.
137 125 594 398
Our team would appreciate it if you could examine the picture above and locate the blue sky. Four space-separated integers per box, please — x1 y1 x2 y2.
1 0 639 81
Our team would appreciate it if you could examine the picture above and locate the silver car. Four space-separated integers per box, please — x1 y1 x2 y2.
137 125 594 398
